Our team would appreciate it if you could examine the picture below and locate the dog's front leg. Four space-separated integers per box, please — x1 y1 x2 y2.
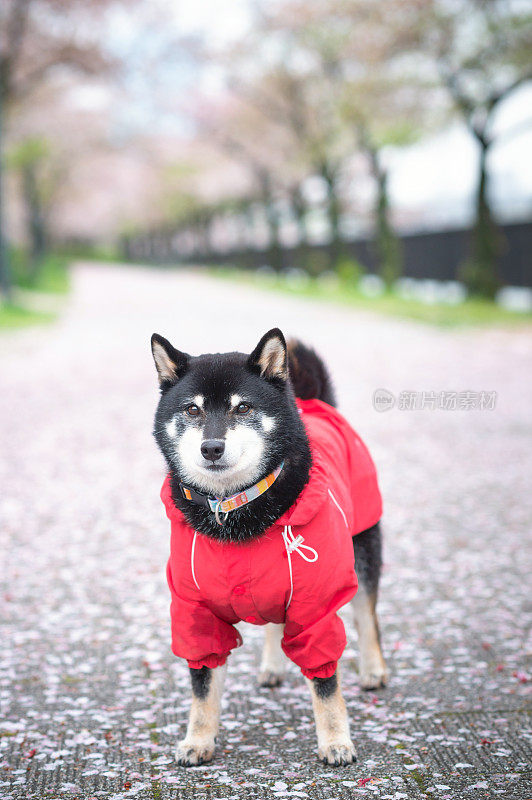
258 623 286 687
176 664 227 766
306 668 356 766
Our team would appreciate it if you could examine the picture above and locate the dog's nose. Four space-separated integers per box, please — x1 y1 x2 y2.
201 439 225 462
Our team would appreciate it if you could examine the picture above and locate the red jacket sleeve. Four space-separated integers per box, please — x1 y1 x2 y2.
280 502 358 679
282 590 355 679
162 476 243 669
166 560 242 669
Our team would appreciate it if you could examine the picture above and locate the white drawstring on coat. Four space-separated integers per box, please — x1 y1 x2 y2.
281 525 318 610
191 526 320 606
191 531 201 590
327 488 349 529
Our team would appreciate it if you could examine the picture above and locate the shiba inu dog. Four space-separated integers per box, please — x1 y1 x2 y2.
151 328 387 767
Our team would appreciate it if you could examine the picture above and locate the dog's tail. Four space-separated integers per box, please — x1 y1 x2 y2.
287 339 336 407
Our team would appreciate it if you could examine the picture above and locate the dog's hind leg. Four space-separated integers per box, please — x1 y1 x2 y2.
351 523 388 690
306 668 356 765
176 664 227 766
258 623 286 687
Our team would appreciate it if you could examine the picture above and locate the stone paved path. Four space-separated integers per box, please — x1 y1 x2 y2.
1 263 531 800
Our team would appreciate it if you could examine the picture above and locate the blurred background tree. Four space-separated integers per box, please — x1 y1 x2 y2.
2 0 531 303
420 0 532 297
0 0 119 299
7 136 52 280
260 0 440 285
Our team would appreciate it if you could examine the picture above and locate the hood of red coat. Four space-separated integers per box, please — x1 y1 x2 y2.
275 444 328 527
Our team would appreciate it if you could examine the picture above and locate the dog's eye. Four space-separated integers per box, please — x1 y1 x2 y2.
185 404 200 416
236 402 251 414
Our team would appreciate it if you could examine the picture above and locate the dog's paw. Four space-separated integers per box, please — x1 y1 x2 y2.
359 661 389 691
258 669 284 687
175 739 215 767
319 741 357 766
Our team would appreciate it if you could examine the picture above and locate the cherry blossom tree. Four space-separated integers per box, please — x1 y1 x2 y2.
421 0 532 296
0 0 115 298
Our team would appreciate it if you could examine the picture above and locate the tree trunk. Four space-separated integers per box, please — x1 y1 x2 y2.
362 135 402 288
290 185 308 270
321 164 342 271
375 167 401 287
22 162 47 280
259 171 283 271
464 138 501 298
0 87 13 301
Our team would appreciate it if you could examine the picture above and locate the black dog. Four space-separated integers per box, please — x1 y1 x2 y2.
151 328 387 766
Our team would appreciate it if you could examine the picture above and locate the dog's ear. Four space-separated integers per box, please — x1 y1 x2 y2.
248 328 288 381
151 334 189 388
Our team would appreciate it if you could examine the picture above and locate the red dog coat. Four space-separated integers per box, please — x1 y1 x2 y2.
161 398 382 679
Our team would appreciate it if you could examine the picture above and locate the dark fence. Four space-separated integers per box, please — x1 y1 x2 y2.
123 220 532 287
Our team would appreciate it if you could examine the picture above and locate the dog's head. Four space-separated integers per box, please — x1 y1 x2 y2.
151 328 292 495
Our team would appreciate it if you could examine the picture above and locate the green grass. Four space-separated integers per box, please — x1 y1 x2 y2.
0 303 55 329
55 242 123 263
0 250 71 331
211 267 531 328
11 251 70 294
